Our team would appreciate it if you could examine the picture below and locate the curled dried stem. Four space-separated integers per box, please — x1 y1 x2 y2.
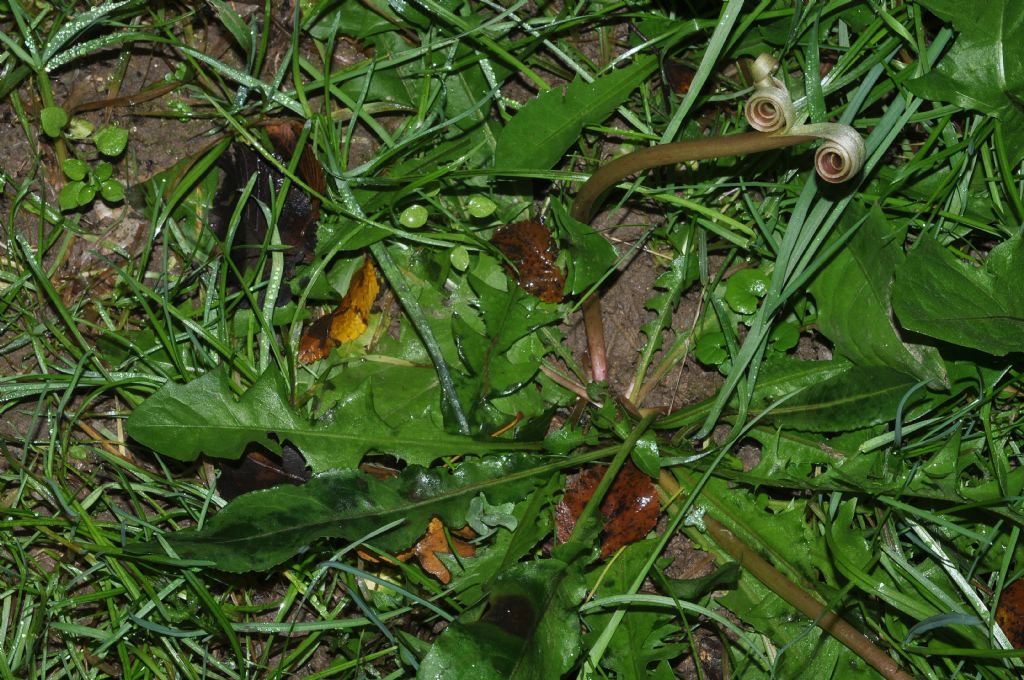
570 53 865 387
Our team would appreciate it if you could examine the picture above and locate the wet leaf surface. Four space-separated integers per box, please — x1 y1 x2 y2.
125 366 526 473
128 454 542 572
555 460 659 558
490 220 565 303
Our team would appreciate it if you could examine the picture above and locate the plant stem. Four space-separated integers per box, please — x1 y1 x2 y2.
659 471 916 680
569 132 814 387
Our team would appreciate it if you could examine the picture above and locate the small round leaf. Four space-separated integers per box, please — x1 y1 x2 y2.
76 183 96 206
58 181 84 211
40 106 68 138
61 158 89 181
450 245 470 271
725 268 769 315
694 331 728 366
466 195 497 218
93 161 113 181
399 204 428 229
94 125 129 156
100 179 125 203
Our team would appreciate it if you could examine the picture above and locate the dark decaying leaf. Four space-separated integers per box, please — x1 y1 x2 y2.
490 220 565 303
128 453 543 572
997 579 1024 649
555 460 659 558
662 61 695 94
298 256 380 363
216 444 311 501
417 559 586 680
213 119 324 276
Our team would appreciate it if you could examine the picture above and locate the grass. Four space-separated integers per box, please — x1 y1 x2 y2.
2 0 1024 678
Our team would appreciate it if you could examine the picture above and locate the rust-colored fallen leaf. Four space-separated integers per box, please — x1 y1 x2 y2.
398 517 475 584
663 61 695 94
298 257 380 363
490 220 564 303
360 517 475 584
555 460 658 559
997 579 1024 648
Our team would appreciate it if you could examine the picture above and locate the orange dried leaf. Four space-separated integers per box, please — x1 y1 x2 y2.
555 460 659 559
491 220 564 303
398 517 475 584
298 257 380 363
997 579 1024 648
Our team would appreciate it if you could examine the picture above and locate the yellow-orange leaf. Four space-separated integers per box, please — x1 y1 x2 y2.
298 257 379 363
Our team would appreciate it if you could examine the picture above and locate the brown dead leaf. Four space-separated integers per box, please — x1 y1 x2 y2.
217 445 310 500
555 460 658 559
997 579 1024 648
357 513 475 585
358 518 474 584
214 119 324 276
298 257 380 363
398 517 475 584
490 220 564 303
663 61 695 94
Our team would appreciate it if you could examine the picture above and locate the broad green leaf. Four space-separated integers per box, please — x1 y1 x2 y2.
418 559 586 680
809 204 947 386
126 367 530 473
907 1 1024 162
658 358 927 432
307 0 395 40
892 236 1024 356
454 276 560 427
754 363 927 432
129 454 543 572
494 57 656 171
